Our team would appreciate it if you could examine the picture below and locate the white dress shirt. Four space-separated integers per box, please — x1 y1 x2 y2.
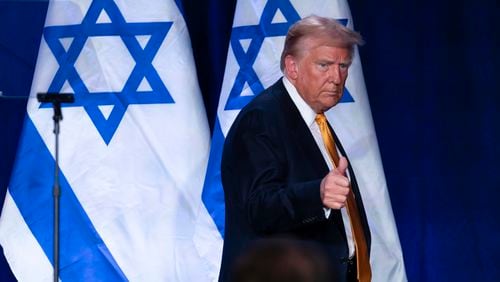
282 76 355 257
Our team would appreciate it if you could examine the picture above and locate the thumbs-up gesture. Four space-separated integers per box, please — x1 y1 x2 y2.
320 157 350 209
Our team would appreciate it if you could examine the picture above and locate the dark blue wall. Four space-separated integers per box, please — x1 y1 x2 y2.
0 0 498 281
0 1 48 280
348 1 500 280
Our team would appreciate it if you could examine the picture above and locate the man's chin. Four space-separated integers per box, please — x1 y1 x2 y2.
325 96 342 108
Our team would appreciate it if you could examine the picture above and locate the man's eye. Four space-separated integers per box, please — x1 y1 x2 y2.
318 63 328 69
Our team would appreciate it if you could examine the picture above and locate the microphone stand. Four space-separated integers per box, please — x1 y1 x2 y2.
36 93 74 282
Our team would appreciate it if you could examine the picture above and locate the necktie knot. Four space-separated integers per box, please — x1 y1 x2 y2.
315 113 327 124
314 113 339 166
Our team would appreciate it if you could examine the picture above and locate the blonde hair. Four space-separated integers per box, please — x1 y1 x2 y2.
280 15 364 71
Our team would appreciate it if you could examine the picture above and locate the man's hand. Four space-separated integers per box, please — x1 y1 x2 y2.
320 157 350 209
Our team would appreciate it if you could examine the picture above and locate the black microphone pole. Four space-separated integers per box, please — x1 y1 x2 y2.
36 93 75 282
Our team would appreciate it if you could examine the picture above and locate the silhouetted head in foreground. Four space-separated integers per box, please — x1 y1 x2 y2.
231 239 332 282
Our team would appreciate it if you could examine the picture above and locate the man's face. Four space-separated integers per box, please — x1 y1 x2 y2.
286 39 352 113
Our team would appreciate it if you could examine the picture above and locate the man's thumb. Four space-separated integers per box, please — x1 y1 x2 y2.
333 157 348 176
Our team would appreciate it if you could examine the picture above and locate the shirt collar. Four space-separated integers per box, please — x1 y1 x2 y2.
282 76 317 127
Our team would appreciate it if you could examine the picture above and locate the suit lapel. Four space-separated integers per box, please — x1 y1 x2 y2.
271 80 328 176
270 79 348 240
269 78 371 250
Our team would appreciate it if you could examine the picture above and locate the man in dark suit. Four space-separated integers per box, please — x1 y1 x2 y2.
219 15 371 282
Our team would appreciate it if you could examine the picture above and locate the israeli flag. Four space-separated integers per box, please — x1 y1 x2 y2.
0 0 221 281
202 0 407 281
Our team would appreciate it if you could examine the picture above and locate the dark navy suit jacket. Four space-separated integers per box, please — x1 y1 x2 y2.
219 78 371 281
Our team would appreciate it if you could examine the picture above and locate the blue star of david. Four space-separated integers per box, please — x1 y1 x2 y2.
225 0 354 110
41 0 174 144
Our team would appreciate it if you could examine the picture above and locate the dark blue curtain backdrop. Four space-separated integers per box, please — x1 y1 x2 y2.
0 0 498 281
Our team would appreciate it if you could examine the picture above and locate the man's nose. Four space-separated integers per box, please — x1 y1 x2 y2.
328 65 341 84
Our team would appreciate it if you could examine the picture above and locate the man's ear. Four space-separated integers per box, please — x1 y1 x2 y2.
284 55 298 80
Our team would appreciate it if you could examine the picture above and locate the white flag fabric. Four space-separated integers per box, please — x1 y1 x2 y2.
0 0 222 281
202 0 407 281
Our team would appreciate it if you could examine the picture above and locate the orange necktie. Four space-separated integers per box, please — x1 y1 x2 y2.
315 113 372 282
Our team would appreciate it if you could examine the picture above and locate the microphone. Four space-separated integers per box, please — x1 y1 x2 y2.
36 93 75 121
0 92 75 103
37 93 75 103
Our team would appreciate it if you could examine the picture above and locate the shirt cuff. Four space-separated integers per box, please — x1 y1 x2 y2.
323 207 331 218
